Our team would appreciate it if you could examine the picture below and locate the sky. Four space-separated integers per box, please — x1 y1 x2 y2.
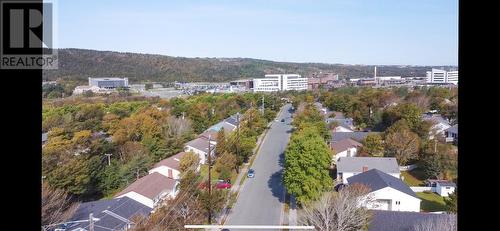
56 0 458 66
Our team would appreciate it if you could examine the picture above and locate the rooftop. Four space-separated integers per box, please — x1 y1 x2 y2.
65 196 151 231
337 157 400 174
368 210 456 231
330 138 362 154
332 131 380 143
153 152 187 171
347 168 417 198
445 124 458 134
115 172 177 200
185 137 214 153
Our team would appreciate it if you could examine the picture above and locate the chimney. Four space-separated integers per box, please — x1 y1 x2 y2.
362 166 368 172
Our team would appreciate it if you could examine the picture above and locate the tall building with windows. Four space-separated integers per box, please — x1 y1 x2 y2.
89 77 129 89
426 69 458 85
253 74 308 92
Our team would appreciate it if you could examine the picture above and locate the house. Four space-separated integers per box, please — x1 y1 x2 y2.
149 152 193 180
421 113 450 139
115 172 179 209
63 196 151 231
444 124 458 143
425 179 456 197
336 157 400 184
208 120 237 133
331 131 380 143
330 138 362 162
42 132 48 146
224 114 241 127
369 210 456 231
347 169 421 212
184 137 216 164
198 129 219 141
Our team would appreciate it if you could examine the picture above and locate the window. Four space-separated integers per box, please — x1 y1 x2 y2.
395 201 400 205
446 187 451 189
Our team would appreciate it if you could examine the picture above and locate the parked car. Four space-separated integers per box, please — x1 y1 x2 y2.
247 169 255 178
216 181 232 189
281 119 285 122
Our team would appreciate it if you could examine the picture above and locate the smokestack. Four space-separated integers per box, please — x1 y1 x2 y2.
374 66 377 78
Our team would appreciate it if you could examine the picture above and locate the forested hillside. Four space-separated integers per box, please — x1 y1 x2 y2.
43 49 454 83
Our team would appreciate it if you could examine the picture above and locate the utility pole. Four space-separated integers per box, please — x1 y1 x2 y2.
236 112 240 173
261 96 265 116
182 112 185 120
104 153 112 166
136 168 140 180
89 213 94 231
434 139 437 154
207 134 212 224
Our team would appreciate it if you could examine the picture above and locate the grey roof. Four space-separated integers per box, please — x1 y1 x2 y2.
421 114 450 126
332 132 380 143
65 196 151 231
208 121 236 132
185 137 214 153
438 181 456 187
42 132 48 142
347 169 417 198
445 124 458 134
224 114 240 127
331 118 354 128
369 210 456 231
337 157 400 174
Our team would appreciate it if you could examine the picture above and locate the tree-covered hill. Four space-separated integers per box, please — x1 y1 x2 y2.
43 48 455 83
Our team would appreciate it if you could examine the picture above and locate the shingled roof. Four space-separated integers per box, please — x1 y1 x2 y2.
330 138 362 154
153 152 187 170
337 157 400 174
332 132 380 143
115 172 177 200
369 210 456 231
347 168 417 198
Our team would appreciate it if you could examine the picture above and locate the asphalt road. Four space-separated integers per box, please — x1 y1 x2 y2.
225 103 293 229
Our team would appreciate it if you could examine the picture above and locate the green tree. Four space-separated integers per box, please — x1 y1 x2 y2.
284 127 332 205
422 154 443 179
179 152 200 173
362 133 384 157
444 190 457 213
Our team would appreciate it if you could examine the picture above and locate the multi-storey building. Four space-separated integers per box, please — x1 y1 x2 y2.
89 77 129 89
426 69 458 85
253 74 307 92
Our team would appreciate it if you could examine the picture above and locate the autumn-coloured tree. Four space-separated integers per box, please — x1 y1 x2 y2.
42 182 79 228
384 122 420 165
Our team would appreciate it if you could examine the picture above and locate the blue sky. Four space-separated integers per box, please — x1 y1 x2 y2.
56 0 458 66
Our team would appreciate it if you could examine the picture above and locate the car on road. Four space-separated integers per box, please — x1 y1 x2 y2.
281 119 285 122
216 181 232 189
247 169 255 178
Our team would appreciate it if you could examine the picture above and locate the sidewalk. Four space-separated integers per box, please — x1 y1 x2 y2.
288 195 297 226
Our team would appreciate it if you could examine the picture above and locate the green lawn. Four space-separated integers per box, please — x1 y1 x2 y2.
416 191 447 212
199 164 238 184
401 168 426 186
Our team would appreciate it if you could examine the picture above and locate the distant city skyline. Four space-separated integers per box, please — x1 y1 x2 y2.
57 0 458 66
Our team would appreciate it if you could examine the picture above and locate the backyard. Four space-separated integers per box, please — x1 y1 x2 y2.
401 168 426 186
416 191 447 212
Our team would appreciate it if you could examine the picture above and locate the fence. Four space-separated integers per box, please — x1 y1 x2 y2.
399 164 418 171
410 186 434 192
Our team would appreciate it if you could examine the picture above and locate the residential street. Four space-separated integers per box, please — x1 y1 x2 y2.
225 103 293 228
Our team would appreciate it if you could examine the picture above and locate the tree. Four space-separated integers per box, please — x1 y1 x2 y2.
284 127 332 204
145 83 153 90
179 152 200 173
361 133 384 157
444 190 457 213
422 153 443 179
298 184 373 231
385 122 420 165
214 151 237 178
42 182 80 228
412 214 457 231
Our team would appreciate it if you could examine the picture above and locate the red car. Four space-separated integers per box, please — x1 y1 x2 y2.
215 181 231 189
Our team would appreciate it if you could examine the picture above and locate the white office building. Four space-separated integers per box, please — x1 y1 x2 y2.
253 74 307 92
89 77 129 89
426 69 458 85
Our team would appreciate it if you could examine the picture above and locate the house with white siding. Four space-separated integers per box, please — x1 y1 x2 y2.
184 137 216 164
149 151 198 180
330 138 362 162
347 169 421 212
115 172 179 209
336 157 400 184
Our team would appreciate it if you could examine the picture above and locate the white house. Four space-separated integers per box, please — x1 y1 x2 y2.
444 124 458 143
336 157 401 184
421 113 450 139
330 138 362 162
184 137 216 164
115 172 179 208
149 152 195 180
426 179 456 197
347 169 421 212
